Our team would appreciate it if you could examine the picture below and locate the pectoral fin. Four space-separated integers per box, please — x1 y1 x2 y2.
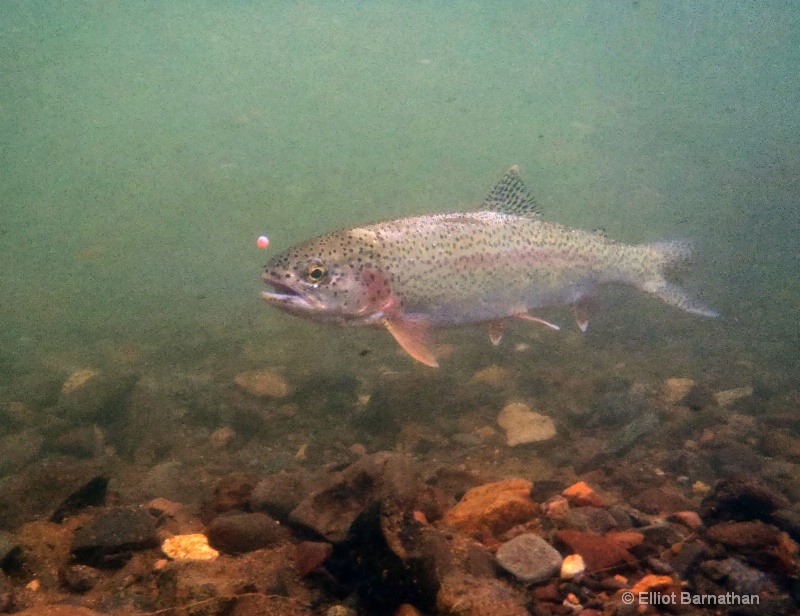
383 317 439 367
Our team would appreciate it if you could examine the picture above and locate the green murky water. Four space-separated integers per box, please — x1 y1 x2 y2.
1 1 798 462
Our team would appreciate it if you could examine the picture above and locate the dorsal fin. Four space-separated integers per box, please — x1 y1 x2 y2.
479 165 541 218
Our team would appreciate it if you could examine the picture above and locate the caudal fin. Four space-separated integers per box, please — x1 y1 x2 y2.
638 241 719 318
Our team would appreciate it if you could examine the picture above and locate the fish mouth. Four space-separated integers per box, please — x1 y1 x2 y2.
261 274 321 311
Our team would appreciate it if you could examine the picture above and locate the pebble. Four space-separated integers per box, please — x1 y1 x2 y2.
70 507 160 567
495 533 563 583
161 533 219 561
233 370 290 398
497 402 556 446
59 564 102 593
470 365 513 387
443 478 538 537
560 553 585 579
662 377 695 403
208 426 236 448
206 511 286 555
714 386 753 407
562 481 605 508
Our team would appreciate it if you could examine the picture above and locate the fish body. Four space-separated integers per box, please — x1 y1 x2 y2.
261 166 717 366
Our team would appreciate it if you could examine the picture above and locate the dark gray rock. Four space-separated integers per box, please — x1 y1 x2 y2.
0 531 19 571
559 507 618 534
495 533 563 583
289 452 419 543
699 474 790 524
0 572 13 612
700 557 770 595
206 512 286 555
50 476 108 523
70 507 159 567
771 508 800 542
250 471 314 521
59 564 101 593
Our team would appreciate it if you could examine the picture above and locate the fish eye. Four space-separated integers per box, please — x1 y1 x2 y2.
305 261 328 283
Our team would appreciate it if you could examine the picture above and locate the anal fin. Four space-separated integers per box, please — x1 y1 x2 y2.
488 320 506 345
573 297 596 332
383 317 439 367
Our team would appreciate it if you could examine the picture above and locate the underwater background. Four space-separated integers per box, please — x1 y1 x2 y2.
2 0 797 372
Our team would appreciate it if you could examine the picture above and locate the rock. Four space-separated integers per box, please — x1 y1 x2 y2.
629 486 694 515
0 430 44 476
437 571 528 616
50 476 108 523
705 520 781 548
324 502 440 614
250 471 313 520
629 574 673 595
562 481 605 507
606 412 659 454
662 378 694 403
543 495 571 520
206 512 286 555
50 425 104 458
294 541 333 576
667 511 702 530
442 478 538 538
70 507 159 567
59 564 101 593
394 604 423 616
667 541 710 579
560 553 585 579
161 533 219 561
497 402 556 445
771 508 800 542
554 530 637 574
208 426 236 448
205 472 255 518
682 383 716 410
13 607 101 616
470 365 514 387
559 507 618 534
0 573 12 613
155 545 311 612
700 557 770 594
714 386 753 407
57 368 137 422
289 453 419 543
495 533 563 583
605 530 645 551
234 370 290 398
699 474 790 524
0 531 20 567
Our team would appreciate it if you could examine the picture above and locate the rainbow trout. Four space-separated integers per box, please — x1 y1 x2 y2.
261 166 717 367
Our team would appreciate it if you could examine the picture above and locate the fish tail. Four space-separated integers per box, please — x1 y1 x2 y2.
636 241 719 318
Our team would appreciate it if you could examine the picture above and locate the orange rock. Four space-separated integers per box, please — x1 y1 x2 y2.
630 574 674 595
606 530 645 550
394 604 422 616
412 510 428 525
443 478 537 538
562 481 605 508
